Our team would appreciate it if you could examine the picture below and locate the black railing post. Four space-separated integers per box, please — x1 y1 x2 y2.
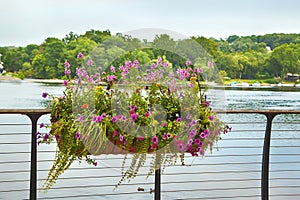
25 113 44 200
261 113 277 200
155 167 161 200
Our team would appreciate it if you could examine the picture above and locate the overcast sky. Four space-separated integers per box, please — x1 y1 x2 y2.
0 0 300 46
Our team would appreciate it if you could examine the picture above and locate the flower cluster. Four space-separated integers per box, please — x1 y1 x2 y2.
39 52 230 190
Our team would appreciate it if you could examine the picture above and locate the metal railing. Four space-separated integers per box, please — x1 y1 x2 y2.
0 109 299 200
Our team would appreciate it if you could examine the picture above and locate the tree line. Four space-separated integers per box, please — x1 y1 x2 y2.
0 29 299 80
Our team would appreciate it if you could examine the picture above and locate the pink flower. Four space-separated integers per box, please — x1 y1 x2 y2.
163 132 168 140
163 62 169 68
64 61 70 68
157 58 162 66
138 135 144 141
63 80 68 86
194 68 203 74
113 130 118 137
75 131 81 139
110 66 115 72
131 113 138 122
77 52 84 59
200 132 206 139
107 75 116 82
111 116 118 123
133 60 139 68
119 135 124 142
208 61 213 68
176 118 182 123
87 59 93 66
65 69 71 76
185 60 191 66
151 136 158 144
205 101 210 107
195 138 202 146
208 115 214 121
144 112 149 117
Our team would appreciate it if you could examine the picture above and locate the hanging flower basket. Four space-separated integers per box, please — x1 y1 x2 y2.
38 53 230 191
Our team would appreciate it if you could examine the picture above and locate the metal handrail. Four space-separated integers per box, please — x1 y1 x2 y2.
1 109 300 200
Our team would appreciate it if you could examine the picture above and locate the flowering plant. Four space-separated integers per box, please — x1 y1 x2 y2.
39 52 230 190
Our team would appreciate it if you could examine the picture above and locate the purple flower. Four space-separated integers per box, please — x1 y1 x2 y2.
163 62 169 68
163 132 168 140
87 59 93 66
65 69 71 76
194 68 203 74
119 115 127 121
204 129 210 136
63 80 68 86
92 113 106 122
130 105 137 111
119 134 124 142
133 60 139 68
36 131 41 139
190 129 196 137
177 143 184 151
42 92 48 98
110 66 115 72
107 75 116 82
200 132 206 139
151 63 156 69
176 118 182 123
178 92 183 98
55 134 59 140
64 61 70 68
79 115 84 122
43 134 49 141
186 114 191 120
151 136 158 144
77 52 84 59
39 123 44 128
131 113 138 122
188 138 193 145
176 68 190 80
195 138 202 146
205 101 210 107
157 58 162 66
75 131 81 139
125 61 132 68
208 61 213 68
111 116 118 123
208 115 214 121
186 60 191 67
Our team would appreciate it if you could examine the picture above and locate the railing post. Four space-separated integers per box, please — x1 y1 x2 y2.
25 113 44 200
261 113 277 200
154 167 161 200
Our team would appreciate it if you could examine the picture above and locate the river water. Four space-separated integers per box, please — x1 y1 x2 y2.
0 80 299 200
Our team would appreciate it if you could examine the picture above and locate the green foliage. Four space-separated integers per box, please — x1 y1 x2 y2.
1 30 300 81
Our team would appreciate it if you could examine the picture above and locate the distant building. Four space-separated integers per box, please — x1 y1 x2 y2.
0 53 3 74
0 62 4 74
285 73 299 82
